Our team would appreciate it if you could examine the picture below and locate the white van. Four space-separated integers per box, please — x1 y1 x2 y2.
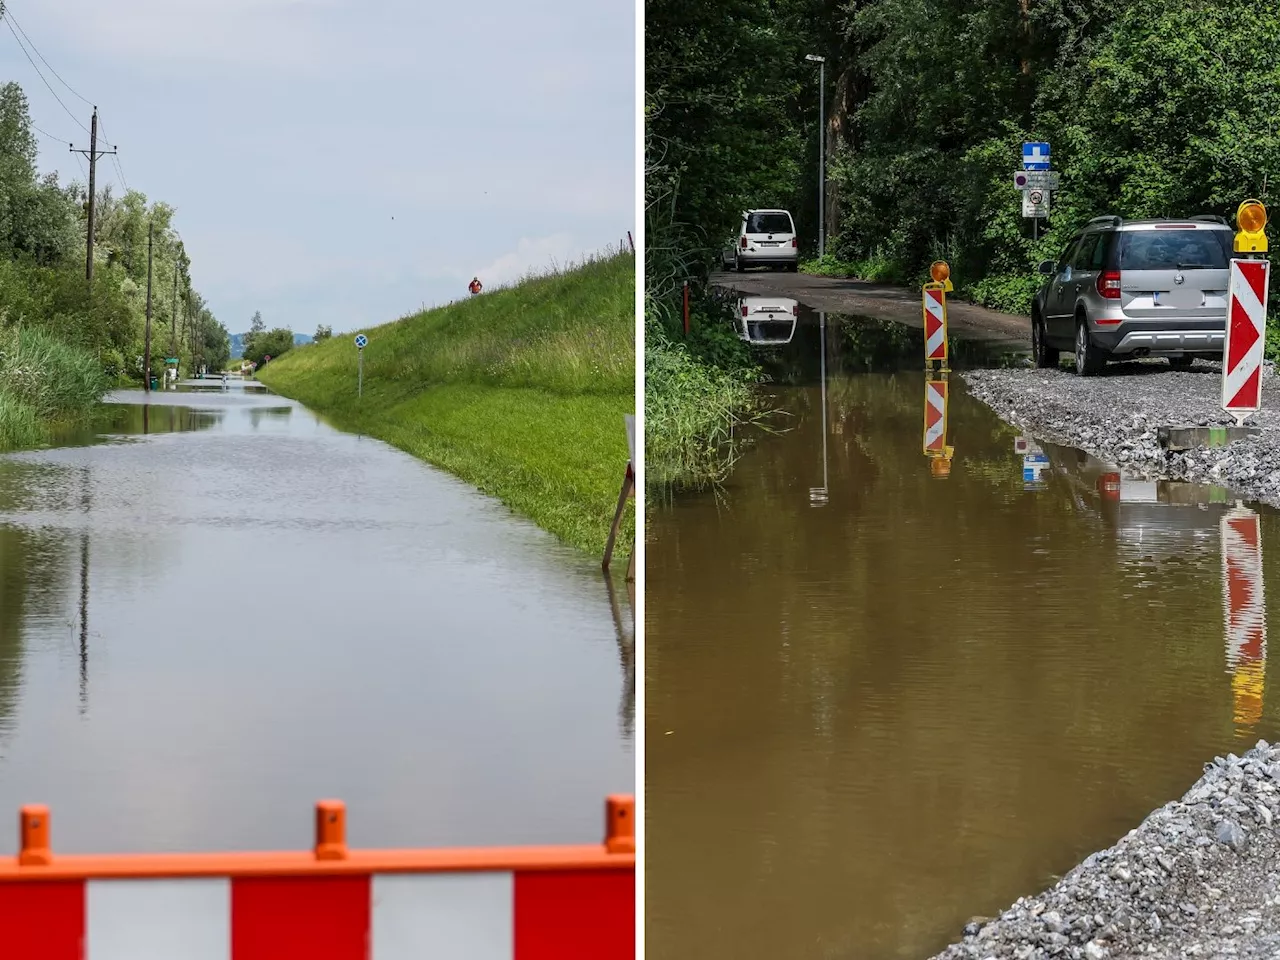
735 209 798 272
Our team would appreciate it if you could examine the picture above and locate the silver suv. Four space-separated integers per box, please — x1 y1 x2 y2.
1030 215 1232 376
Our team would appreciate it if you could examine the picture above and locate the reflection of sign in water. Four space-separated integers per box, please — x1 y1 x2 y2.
923 374 954 477
1222 507 1266 730
1022 452 1049 485
923 379 947 454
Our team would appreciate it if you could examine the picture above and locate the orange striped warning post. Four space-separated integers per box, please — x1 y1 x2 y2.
1222 258 1270 425
922 282 948 366
0 794 635 959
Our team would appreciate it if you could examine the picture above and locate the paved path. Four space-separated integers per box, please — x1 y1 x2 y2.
710 270 1030 346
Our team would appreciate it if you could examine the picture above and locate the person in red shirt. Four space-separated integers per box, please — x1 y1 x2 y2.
468 277 483 296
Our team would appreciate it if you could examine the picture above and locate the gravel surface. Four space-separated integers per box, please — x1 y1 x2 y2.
964 360 1280 506
929 742 1280 959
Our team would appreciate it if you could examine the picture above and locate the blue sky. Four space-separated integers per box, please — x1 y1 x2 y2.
4 0 635 336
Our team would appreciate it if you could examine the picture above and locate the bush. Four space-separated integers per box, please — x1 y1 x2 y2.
0 326 109 424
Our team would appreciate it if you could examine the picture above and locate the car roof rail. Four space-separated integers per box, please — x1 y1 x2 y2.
1189 214 1229 225
1088 215 1123 227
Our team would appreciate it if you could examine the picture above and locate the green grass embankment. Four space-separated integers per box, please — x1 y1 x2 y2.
257 252 635 556
0 327 110 449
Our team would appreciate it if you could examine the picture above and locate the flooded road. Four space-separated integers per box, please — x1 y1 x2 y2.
0 384 633 854
645 311 1278 958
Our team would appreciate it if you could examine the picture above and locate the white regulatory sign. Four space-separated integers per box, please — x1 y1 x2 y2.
1013 170 1060 190
354 334 368 349
1022 190 1050 218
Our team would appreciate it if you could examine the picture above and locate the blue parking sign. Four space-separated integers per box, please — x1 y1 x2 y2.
1022 142 1050 170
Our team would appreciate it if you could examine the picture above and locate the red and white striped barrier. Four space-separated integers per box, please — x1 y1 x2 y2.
1222 507 1266 729
923 283 947 363
0 797 635 960
923 377 947 455
1222 258 1270 423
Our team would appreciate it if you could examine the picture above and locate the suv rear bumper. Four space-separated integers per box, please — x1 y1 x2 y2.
1092 319 1225 356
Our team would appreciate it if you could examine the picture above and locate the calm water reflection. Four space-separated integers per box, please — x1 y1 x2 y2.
0 385 633 854
645 312 1275 959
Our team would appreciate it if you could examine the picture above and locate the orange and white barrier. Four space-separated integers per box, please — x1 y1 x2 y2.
1222 507 1266 729
0 795 635 959
922 283 948 364
1222 258 1269 423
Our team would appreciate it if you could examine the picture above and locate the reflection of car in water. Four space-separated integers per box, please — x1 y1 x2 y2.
736 297 798 344
1041 442 1231 558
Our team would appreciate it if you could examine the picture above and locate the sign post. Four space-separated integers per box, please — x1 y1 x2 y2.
1222 201 1269 426
1021 142 1052 241
603 414 636 581
922 264 949 371
354 334 368 397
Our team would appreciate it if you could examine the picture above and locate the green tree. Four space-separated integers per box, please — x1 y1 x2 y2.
314 324 332 343
243 327 293 367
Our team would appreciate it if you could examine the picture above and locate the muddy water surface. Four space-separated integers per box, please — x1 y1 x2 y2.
645 312 1279 958
0 385 633 854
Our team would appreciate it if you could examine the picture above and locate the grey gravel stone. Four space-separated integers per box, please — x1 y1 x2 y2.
928 741 1280 960
961 365 1280 510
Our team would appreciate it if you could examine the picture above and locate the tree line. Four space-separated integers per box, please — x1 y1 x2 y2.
647 0 1280 316
0 80 230 380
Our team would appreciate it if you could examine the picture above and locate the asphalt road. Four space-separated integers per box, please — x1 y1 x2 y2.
710 269 1030 347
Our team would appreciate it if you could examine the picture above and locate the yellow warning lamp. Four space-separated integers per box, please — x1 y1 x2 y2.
930 260 954 293
1235 199 1268 253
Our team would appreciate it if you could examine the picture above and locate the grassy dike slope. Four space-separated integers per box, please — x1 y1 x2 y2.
258 252 634 556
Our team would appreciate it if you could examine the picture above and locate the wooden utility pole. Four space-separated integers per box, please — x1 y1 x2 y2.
70 108 117 285
170 257 179 371
143 221 154 392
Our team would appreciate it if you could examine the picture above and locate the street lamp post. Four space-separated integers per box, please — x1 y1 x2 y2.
805 54 826 259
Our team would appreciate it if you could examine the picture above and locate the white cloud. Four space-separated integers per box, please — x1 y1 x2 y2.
473 234 582 287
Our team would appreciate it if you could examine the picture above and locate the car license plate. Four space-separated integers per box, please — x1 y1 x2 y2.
1153 291 1204 308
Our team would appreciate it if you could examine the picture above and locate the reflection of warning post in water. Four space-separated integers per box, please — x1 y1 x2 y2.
1222 507 1266 731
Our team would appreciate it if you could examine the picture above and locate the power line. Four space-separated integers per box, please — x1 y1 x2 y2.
31 120 69 144
96 117 129 193
1 14 88 134
3 4 93 107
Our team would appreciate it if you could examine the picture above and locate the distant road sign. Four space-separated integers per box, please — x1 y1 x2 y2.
1022 190 1050 218
1014 170 1060 190
1023 142 1050 170
354 334 368 349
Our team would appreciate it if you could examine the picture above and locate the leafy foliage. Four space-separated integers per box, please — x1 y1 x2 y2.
0 80 229 442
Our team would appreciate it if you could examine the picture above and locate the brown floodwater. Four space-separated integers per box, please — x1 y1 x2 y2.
0 384 633 855
645 311 1278 958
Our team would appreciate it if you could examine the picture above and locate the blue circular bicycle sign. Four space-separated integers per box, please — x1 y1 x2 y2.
354 334 368 349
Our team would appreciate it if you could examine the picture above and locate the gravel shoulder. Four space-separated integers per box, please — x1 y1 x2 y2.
964 360 1280 507
929 741 1280 960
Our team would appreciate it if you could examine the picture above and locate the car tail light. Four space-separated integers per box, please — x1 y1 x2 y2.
1098 472 1122 500
740 237 748 249
792 304 799 316
791 237 798 248
1097 270 1121 300
741 305 748 317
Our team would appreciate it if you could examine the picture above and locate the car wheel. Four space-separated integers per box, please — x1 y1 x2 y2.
1074 317 1106 377
735 256 744 273
1168 355 1195 371
789 262 799 273
1032 312 1059 369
